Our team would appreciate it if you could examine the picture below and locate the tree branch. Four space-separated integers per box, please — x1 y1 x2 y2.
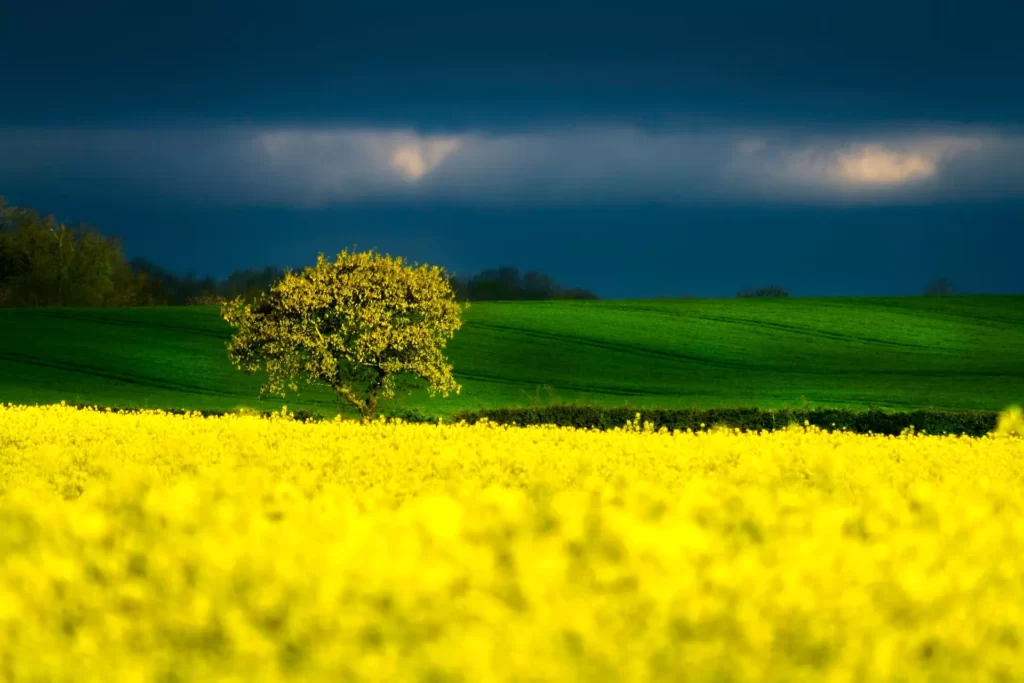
332 382 366 415
365 370 389 422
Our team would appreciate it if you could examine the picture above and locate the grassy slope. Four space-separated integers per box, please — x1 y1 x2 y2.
1 296 1022 419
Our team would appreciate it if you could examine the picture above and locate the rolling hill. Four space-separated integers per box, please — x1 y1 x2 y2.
1 295 1022 419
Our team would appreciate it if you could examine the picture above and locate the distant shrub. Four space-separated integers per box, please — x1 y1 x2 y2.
380 406 437 423
737 285 789 298
924 278 956 296
188 293 227 306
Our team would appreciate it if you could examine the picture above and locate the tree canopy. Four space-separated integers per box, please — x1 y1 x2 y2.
0 198 144 307
220 250 464 421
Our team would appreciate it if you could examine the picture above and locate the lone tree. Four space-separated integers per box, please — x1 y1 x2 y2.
220 249 465 422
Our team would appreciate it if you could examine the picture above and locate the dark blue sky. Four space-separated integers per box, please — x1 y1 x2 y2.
2 0 1022 298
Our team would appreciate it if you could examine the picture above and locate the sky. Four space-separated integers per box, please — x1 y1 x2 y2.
1 0 1022 298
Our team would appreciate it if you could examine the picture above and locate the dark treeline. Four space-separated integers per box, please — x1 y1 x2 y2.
125 261 601 306
0 199 599 306
0 199 145 307
449 266 599 302
0 199 287 306
126 259 289 306
2 198 957 305
737 285 790 298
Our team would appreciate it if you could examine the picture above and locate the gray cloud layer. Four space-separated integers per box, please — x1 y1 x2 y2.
2 124 1023 207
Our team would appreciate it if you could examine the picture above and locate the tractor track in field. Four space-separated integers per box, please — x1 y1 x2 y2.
593 304 936 351
453 371 695 397
467 322 754 370
684 313 933 350
0 351 244 398
853 299 1024 331
463 323 1024 379
19 309 232 340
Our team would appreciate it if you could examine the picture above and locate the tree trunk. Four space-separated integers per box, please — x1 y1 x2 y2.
334 370 388 424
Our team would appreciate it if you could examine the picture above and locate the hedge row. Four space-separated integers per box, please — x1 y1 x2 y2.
448 405 1001 438
35 402 413 425
20 401 1003 437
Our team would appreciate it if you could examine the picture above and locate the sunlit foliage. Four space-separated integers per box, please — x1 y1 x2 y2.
220 249 464 421
0 198 144 307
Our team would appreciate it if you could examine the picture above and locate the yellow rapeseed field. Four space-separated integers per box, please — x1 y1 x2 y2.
1 403 1023 682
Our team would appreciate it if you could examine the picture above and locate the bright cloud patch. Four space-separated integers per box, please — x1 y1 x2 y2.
831 144 938 185
0 125 1021 206
726 133 1003 200
390 138 462 180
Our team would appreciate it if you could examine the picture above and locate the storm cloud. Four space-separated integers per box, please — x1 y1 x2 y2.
2 124 1022 207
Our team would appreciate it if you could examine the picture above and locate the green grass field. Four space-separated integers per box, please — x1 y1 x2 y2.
1 295 1022 419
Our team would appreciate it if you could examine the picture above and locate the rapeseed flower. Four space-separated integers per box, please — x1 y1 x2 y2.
0 403 1021 682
